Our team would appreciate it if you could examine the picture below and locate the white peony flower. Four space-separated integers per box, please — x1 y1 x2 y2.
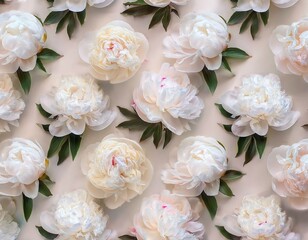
0 138 47 199
271 0 299 8
234 0 299 12
133 63 204 135
81 135 153 209
163 12 229 73
161 136 227 197
51 0 114 12
268 139 308 210
79 21 149 84
0 74 25 133
0 11 46 73
223 195 300 240
133 190 205 240
144 0 190 7
40 75 116 137
0 197 20 240
270 18 308 82
219 74 300 137
40 189 117 240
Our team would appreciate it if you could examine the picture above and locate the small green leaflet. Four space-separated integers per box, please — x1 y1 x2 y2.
22 194 33 221
17 68 31 94
219 179 234 197
36 226 58 240
222 170 245 181
38 180 53 197
201 66 217 94
200 191 217 220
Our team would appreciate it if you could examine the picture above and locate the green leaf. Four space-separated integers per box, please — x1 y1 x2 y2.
260 10 269 25
163 128 172 149
153 123 163 148
216 225 240 240
240 12 254 33
17 68 31 94
162 6 171 31
77 9 86 25
69 134 82 160
215 104 234 119
117 106 138 119
36 104 52 118
244 137 256 165
22 194 33 221
117 119 150 131
200 191 217 219
121 5 158 17
36 58 47 73
253 134 267 158
303 124 308 127
36 226 58 240
38 48 62 61
44 11 68 25
67 13 76 39
228 11 251 25
219 179 234 197
140 125 156 142
222 170 245 181
201 66 217 94
250 12 259 39
222 47 250 59
58 138 69 165
34 15 44 26
171 8 179 17
221 57 232 73
47 136 68 158
38 124 50 133
149 8 165 29
236 136 251 157
39 180 52 197
56 11 70 33
123 0 146 6
40 174 55 184
219 124 232 132
119 235 137 240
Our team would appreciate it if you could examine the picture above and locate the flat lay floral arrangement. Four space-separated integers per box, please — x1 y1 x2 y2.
0 0 308 239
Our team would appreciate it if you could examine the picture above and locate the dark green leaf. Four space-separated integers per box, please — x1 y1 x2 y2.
222 47 250 59
117 119 150 131
40 174 55 184
302 124 308 127
121 5 158 17
39 180 52 197
117 106 138 119
216 225 240 240
44 11 68 25
17 68 31 94
149 8 165 29
163 128 172 149
36 104 52 118
201 66 217 94
123 0 146 6
222 170 245 181
250 12 259 39
219 179 234 197
36 58 47 73
38 48 62 61
200 191 217 219
240 12 254 33
69 134 82 160
77 9 86 25
119 235 137 240
0 0 5 3
38 124 50 133
67 13 76 39
34 15 44 26
22 194 33 221
236 136 251 157
58 138 69 165
162 7 171 31
36 226 58 240
221 57 232 72
215 104 234 119
219 124 232 132
171 8 179 17
253 134 267 158
244 137 256 165
260 10 269 25
153 123 163 148
56 11 70 33
140 125 156 142
228 11 251 25
47 136 68 158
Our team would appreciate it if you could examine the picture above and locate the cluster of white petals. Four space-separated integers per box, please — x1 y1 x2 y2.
220 74 300 137
40 189 117 240
270 18 308 82
268 139 308 210
81 135 153 209
133 190 204 240
51 0 114 12
234 0 299 12
144 0 190 7
79 21 149 83
161 136 227 196
223 195 300 240
0 74 25 133
0 197 20 240
163 12 229 73
40 74 116 137
0 138 47 199
0 10 46 73
133 63 204 135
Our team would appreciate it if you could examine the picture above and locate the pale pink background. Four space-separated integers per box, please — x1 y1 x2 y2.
1 0 308 239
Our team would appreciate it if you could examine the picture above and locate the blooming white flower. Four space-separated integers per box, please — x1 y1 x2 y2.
51 0 114 12
0 11 46 73
0 197 20 240
40 189 117 240
268 139 308 210
161 136 227 197
144 0 190 7
81 135 153 209
163 12 229 73
133 190 205 240
133 63 204 135
40 75 116 137
219 74 300 137
0 138 47 199
270 18 308 82
0 74 25 133
234 0 299 12
79 21 149 84
223 195 300 240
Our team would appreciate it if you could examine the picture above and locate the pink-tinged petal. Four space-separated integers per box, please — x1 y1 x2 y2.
0 182 22 197
250 119 269 136
203 179 220 196
40 93 60 116
172 182 205 197
267 146 288 177
175 55 205 73
161 112 185 135
219 90 241 116
40 211 60 234
269 25 290 55
49 119 71 137
66 118 86 135
231 117 254 137
22 181 39 199
19 56 37 72
271 111 300 131
202 54 222 71
0 60 20 73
